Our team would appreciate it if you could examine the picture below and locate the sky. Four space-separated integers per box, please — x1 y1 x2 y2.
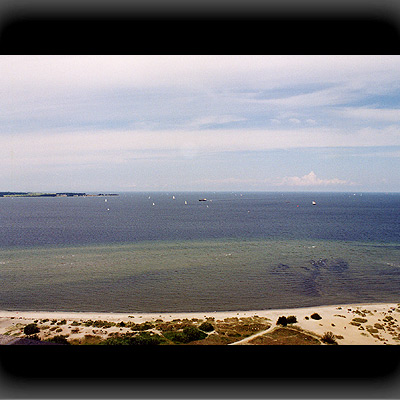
1 55 400 192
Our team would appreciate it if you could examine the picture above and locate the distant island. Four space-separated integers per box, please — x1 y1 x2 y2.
0 192 118 197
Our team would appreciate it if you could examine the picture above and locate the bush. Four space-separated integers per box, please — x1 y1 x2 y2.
83 319 115 328
102 332 165 345
164 326 207 343
286 315 297 324
130 322 154 331
310 313 322 320
321 331 337 345
24 323 40 335
47 335 70 345
183 326 207 341
276 316 288 326
198 321 214 332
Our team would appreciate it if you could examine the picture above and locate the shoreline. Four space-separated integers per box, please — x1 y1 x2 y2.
0 301 398 321
1 302 399 345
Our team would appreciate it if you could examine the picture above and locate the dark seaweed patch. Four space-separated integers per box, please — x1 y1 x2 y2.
328 259 349 273
277 263 290 269
310 259 328 268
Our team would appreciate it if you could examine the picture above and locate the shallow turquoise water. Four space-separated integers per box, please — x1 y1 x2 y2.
1 238 399 312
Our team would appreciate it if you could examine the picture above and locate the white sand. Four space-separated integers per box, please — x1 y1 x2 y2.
1 302 399 344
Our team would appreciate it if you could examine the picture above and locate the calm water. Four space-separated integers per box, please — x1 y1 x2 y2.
0 192 399 312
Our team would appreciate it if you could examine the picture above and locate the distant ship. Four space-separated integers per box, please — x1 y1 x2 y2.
199 198 207 202
312 201 316 205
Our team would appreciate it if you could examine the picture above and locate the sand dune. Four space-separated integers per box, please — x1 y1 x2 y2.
0 302 399 345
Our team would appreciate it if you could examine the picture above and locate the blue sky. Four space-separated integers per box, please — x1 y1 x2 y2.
1 55 400 192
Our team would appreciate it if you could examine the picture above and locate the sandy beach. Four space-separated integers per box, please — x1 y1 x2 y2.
0 302 399 345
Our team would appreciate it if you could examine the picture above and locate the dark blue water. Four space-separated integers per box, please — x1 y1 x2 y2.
1 192 399 247
0 192 399 312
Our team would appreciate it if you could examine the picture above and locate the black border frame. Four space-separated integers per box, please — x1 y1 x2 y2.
1 4 400 398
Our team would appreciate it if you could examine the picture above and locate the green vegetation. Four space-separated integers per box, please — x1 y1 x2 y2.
276 316 288 326
130 322 154 331
352 317 368 323
321 331 338 345
163 326 207 344
101 332 166 345
249 327 321 345
46 335 70 345
83 320 116 328
23 323 40 335
198 321 214 332
276 315 297 326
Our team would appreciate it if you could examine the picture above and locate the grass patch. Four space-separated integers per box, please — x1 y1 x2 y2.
250 327 321 345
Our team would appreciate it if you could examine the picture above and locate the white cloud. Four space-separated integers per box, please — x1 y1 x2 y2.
270 119 281 124
2 125 400 171
188 115 246 127
277 171 352 187
1 55 399 96
337 107 400 122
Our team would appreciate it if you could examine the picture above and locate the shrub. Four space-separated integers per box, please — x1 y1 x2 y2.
310 313 322 320
83 319 115 328
286 315 297 324
198 321 214 332
276 316 288 326
47 335 70 345
102 332 165 345
183 326 207 341
24 323 40 335
130 322 154 331
164 326 207 343
321 331 337 345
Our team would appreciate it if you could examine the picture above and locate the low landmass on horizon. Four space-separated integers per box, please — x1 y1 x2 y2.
0 192 119 197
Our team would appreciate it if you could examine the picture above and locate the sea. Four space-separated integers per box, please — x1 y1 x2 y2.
0 192 399 313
